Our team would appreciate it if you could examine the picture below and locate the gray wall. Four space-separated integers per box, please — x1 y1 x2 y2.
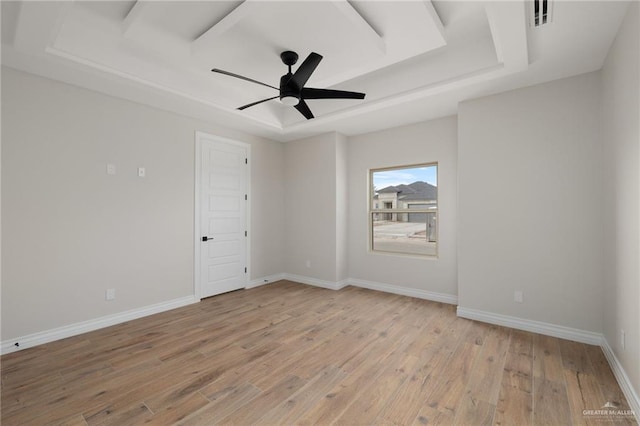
457 72 603 332
1 67 284 340
347 117 458 296
335 133 349 283
283 132 345 283
602 0 639 400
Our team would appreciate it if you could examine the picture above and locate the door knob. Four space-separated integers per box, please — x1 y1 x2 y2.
202 236 214 242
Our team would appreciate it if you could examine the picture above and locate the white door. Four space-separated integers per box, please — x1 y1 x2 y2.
197 134 248 298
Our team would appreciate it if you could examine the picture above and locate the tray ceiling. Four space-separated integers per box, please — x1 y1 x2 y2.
1 1 630 141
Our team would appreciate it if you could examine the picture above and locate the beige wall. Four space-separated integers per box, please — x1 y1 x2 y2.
1 67 284 340
284 132 346 283
335 133 349 283
347 116 458 296
602 0 640 399
458 72 603 332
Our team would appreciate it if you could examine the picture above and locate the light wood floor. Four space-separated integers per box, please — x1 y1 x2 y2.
1 281 636 425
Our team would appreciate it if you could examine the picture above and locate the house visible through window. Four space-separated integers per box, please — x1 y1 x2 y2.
370 163 438 256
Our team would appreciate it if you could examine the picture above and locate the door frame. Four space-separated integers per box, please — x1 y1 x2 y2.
194 131 251 300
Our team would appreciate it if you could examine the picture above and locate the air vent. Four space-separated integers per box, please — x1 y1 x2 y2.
531 0 553 27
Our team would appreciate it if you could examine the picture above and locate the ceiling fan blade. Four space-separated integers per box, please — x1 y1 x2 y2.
211 69 278 90
237 96 279 110
290 52 323 88
294 99 314 120
301 88 366 100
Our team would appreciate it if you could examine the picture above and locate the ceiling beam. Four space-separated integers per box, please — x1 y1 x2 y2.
14 1 73 52
329 1 386 54
122 1 150 37
485 2 529 72
422 1 446 44
192 1 250 54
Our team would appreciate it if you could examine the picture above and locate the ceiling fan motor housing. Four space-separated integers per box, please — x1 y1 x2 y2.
280 73 300 105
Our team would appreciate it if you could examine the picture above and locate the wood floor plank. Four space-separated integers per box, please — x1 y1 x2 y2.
403 304 457 358
421 321 480 417
532 378 573 425
1 281 634 425
413 404 455 425
176 382 262 425
254 365 346 425
84 401 153 426
2 356 165 424
451 325 511 424
585 345 632 410
24 350 201 425
379 318 476 425
559 339 595 374
533 333 565 382
2 339 93 384
501 330 534 393
462 325 511 403
216 375 307 425
494 330 534 425
142 392 209 425
1 371 65 413
196 340 309 399
81 351 208 424
334 354 420 424
453 399 496 426
144 343 278 414
422 340 481 419
563 369 609 426
295 337 409 424
58 413 90 426
494 388 532 426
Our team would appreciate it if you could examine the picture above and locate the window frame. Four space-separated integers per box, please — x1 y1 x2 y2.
368 162 439 258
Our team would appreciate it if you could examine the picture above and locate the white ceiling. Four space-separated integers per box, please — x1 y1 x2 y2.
1 1 630 142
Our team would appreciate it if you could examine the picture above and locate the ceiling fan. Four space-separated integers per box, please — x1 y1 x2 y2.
212 51 366 120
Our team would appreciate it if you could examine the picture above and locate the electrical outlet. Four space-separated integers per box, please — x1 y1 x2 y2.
138 167 145 177
514 291 523 303
305 260 311 268
106 164 116 175
621 329 625 350
105 289 116 301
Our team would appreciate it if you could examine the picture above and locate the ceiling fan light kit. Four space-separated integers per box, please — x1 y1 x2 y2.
212 50 366 120
280 96 300 106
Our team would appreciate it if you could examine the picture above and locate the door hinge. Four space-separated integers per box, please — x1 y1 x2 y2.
245 158 248 164
244 267 247 273
245 230 247 237
245 194 247 201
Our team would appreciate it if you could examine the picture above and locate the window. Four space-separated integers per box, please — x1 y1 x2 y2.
370 163 438 256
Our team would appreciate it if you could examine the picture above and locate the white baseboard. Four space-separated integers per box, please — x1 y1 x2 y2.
1 295 198 355
349 278 458 305
246 273 287 289
456 306 603 345
283 273 349 291
278 274 458 304
600 337 640 421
